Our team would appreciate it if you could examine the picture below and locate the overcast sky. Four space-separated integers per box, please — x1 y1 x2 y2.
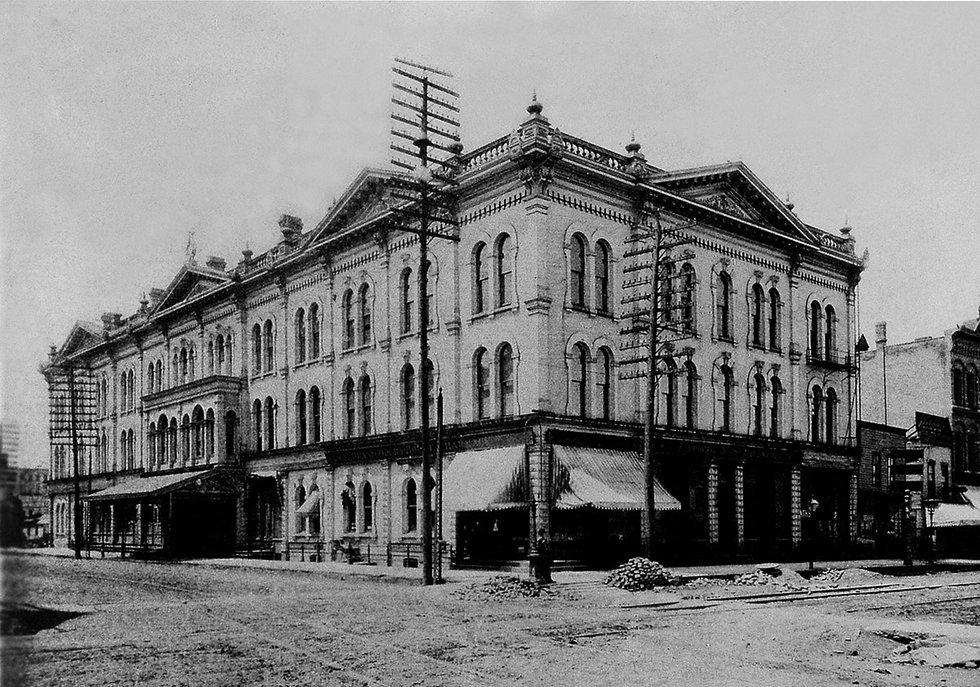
2 2 979 468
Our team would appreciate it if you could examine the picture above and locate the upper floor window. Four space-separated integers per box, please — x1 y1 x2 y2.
404 478 418 533
215 334 227 374
681 263 696 334
264 396 275 450
496 234 513 308
343 378 356 438
309 386 321 443
684 361 698 430
770 376 782 438
308 303 320 359
824 305 837 360
400 268 413 334
570 342 588 418
872 451 883 488
953 364 965 406
423 359 436 421
360 375 373 436
752 373 766 436
295 308 307 363
663 359 677 428
598 347 613 420
473 242 488 314
751 284 765 347
768 288 781 350
809 301 823 359
252 324 262 374
826 387 838 444
155 360 163 390
402 364 416 430
595 240 610 314
967 366 979 409
296 389 307 445
359 284 372 345
498 343 515 417
719 364 733 432
147 363 155 395
662 261 675 325
717 272 733 340
810 385 823 443
570 233 586 309
263 320 274 372
362 482 374 532
342 289 355 350
423 260 435 328
475 347 490 420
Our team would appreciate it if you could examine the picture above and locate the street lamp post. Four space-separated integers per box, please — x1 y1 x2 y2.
806 497 820 570
923 498 939 566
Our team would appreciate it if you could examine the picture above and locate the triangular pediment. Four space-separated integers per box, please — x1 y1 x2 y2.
653 163 822 245
153 265 230 314
60 321 103 357
310 168 401 243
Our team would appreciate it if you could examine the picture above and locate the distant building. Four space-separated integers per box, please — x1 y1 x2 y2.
43 97 864 565
0 420 20 468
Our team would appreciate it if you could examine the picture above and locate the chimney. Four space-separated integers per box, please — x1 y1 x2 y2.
205 255 227 271
875 321 887 349
279 214 303 245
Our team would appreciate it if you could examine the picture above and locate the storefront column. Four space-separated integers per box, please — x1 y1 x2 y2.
734 461 745 549
528 443 551 552
790 467 802 546
109 503 116 544
707 461 719 545
849 471 859 544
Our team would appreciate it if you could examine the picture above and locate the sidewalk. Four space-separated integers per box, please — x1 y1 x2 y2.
9 547 980 587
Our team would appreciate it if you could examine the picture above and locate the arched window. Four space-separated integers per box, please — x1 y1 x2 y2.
296 389 307 445
473 242 488 314
664 359 677 428
662 261 675 324
810 385 823 443
180 349 188 384
595 240 610 314
497 233 513 308
404 478 418 533
826 387 838 445
155 360 163 390
308 303 320 359
953 364 965 406
681 263 696 334
422 358 436 423
570 342 589 418
187 349 195 381
205 409 215 458
155 416 166 466
751 284 765 347
263 320 274 372
400 268 413 334
215 334 225 374
181 414 191 463
360 375 372 436
309 386 321 443
148 422 157 464
967 367 979 409
359 284 372 345
252 324 262 374
474 348 490 420
423 259 435 328
192 405 204 461
770 376 782 438
968 429 979 471
120 373 128 412
306 485 321 537
809 302 822 360
825 305 837 362
499 343 515 418
402 365 416 430
295 308 307 363
208 340 215 375
225 411 237 457
569 233 586 309
253 399 263 451
343 378 356 438
342 481 356 532
169 418 178 464
753 373 766 436
717 272 733 340
598 347 613 420
342 289 354 350
294 483 307 534
720 365 734 432
768 288 781 351
147 363 155 395
264 396 275 450
684 361 698 430
362 482 373 532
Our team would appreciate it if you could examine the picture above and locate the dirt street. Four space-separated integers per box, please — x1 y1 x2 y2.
3 554 980 686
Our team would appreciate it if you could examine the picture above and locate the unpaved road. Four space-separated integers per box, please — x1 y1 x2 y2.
3 553 979 686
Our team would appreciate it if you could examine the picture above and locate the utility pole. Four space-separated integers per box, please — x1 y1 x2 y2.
389 59 460 585
69 364 82 559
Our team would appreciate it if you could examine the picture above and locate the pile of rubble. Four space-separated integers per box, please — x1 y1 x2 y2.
452 576 557 602
603 558 677 592
810 568 883 585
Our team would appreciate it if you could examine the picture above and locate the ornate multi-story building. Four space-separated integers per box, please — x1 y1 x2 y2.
44 97 863 565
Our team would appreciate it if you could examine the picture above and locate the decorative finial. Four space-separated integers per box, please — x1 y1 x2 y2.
527 90 543 116
625 131 642 154
242 242 253 262
784 193 795 212
840 215 852 236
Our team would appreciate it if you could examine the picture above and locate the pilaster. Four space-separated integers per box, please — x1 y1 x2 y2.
734 460 745 548
790 467 802 545
707 461 719 545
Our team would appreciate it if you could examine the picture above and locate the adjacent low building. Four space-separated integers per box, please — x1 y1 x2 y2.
44 96 864 566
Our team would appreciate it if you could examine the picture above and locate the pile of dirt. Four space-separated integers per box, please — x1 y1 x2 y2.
731 566 808 589
810 568 884 585
452 576 557 602
603 558 677 591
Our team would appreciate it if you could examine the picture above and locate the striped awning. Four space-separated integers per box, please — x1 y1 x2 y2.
933 487 980 528
83 469 218 502
444 447 527 512
552 446 681 511
296 488 322 515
